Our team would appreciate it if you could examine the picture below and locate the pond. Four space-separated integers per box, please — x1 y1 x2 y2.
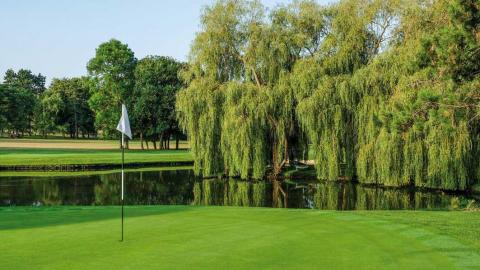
0 167 478 209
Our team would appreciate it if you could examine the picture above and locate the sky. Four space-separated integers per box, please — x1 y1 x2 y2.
0 0 333 85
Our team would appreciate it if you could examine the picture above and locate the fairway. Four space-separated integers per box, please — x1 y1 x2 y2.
0 138 193 168
0 206 479 270
0 148 192 167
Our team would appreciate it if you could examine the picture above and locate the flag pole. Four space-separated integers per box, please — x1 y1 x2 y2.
117 103 131 242
121 132 124 242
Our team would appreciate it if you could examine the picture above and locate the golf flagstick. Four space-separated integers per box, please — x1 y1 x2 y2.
116 104 132 242
121 132 124 242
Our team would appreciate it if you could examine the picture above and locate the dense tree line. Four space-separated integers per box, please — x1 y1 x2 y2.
176 0 480 191
87 40 184 148
0 69 45 136
0 40 184 148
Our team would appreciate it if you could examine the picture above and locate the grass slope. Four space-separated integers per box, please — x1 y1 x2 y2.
0 148 192 166
1 206 479 270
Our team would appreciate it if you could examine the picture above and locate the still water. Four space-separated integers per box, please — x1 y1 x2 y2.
0 168 477 209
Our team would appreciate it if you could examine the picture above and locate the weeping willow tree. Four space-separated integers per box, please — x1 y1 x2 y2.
177 0 325 178
353 0 480 190
221 82 268 178
295 0 400 180
178 0 480 191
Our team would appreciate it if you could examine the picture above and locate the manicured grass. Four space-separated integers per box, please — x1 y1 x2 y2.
0 166 193 177
0 206 479 269
0 148 192 166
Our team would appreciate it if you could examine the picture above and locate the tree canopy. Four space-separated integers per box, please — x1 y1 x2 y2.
177 0 480 191
87 39 137 138
0 68 44 136
37 77 95 138
132 56 184 149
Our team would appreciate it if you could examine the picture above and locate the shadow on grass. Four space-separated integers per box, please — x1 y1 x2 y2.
0 205 191 230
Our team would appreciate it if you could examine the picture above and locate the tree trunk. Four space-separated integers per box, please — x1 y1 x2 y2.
284 138 289 165
272 138 287 177
159 134 164 150
74 103 78 139
140 132 144 150
153 140 157 150
175 134 179 150
146 140 150 150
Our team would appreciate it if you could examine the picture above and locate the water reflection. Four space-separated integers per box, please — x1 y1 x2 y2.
0 169 195 206
194 179 478 210
0 169 477 210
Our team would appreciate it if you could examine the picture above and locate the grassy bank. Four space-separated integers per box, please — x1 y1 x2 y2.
0 206 479 269
0 148 192 167
0 165 193 177
0 138 192 168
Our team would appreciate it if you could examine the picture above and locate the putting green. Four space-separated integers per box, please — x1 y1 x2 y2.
0 206 479 269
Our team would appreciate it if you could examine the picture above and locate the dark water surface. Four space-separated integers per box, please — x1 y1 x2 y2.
0 168 477 209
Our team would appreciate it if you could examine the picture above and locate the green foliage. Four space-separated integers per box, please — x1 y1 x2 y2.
221 82 268 178
0 83 36 135
37 77 95 138
132 56 183 148
179 0 480 191
176 78 224 176
87 39 137 138
1 68 46 136
177 0 323 178
3 68 46 95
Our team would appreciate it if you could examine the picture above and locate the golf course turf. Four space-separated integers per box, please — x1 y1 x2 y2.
1 206 479 269
0 138 193 169
0 148 192 167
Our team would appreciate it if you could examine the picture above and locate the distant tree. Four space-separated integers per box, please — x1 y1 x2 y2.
37 77 95 138
33 98 56 138
0 83 36 137
2 68 46 136
132 56 184 149
3 68 46 96
87 39 137 140
0 84 9 135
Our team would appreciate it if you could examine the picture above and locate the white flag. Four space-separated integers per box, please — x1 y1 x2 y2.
116 104 132 139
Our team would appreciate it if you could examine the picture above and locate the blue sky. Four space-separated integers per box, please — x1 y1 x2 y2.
0 0 333 85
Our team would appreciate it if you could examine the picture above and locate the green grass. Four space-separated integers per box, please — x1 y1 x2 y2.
0 166 193 177
0 148 192 166
0 206 479 269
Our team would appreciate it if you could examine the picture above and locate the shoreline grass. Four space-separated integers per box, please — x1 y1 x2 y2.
0 147 192 167
0 165 193 177
0 206 479 269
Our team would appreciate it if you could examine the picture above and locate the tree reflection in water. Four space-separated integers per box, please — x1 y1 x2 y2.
193 179 477 210
1 169 477 209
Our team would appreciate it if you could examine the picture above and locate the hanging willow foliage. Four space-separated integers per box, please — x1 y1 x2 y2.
176 78 224 176
221 82 268 178
177 0 324 179
178 0 480 191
